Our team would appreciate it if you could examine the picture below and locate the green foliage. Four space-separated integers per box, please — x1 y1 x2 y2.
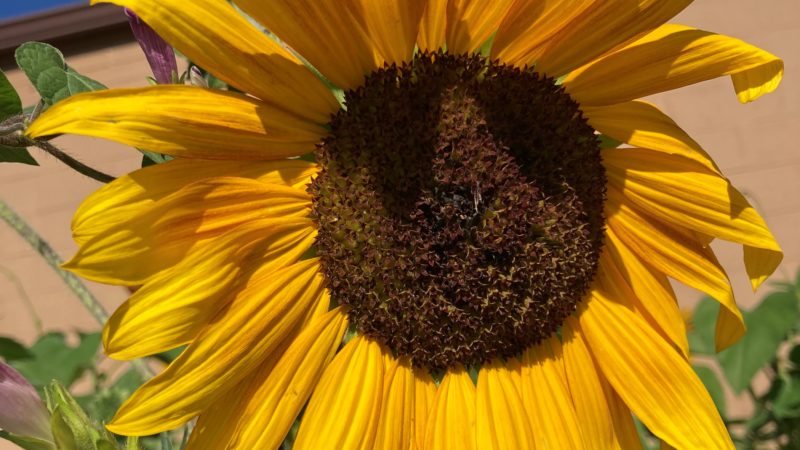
0 69 37 165
15 42 106 106
9 332 101 389
689 273 800 448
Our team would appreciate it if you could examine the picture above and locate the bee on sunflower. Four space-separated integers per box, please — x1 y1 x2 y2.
26 1 783 448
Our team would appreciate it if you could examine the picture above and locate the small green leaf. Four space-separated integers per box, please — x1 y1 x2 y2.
774 374 800 419
688 297 719 355
0 69 22 119
0 145 38 165
140 150 172 168
718 291 798 393
0 336 33 360
0 431 55 450
10 333 101 389
693 364 726 415
597 134 623 149
15 42 106 106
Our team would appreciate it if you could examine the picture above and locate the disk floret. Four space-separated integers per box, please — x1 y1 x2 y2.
311 51 605 370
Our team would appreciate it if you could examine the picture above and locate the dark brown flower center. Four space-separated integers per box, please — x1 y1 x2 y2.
311 51 605 370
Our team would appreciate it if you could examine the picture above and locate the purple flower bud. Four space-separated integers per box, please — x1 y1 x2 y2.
125 8 178 84
0 362 52 442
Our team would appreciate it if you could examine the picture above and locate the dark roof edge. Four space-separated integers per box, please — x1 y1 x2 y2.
0 3 133 70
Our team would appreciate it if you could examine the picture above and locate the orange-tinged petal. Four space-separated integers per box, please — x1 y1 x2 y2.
425 367 477 450
65 177 310 285
476 359 534 450
418 0 446 51
26 86 325 160
566 24 783 105
91 0 337 123
521 337 586 450
103 219 315 360
445 0 515 54
584 100 719 173
494 0 692 76
600 230 689 357
606 191 744 351
72 159 317 245
578 289 734 449
294 336 384 450
106 259 326 435
357 0 426 65
604 147 783 292
236 0 412 89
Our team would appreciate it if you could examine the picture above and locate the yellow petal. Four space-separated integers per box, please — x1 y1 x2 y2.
476 359 534 450
107 259 326 435
375 357 412 450
412 368 438 450
66 177 310 285
606 190 744 351
103 218 315 360
445 0 516 54
425 367 477 450
356 0 426 66
566 24 783 105
584 100 719 173
237 0 408 91
418 0 446 51
578 289 734 449
294 336 384 450
493 0 691 76
188 308 349 449
563 319 640 450
26 86 324 160
604 147 783 291
91 0 337 123
600 230 689 358
521 336 586 450
72 159 317 245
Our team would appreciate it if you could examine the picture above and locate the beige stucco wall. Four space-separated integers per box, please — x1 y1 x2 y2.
0 0 797 446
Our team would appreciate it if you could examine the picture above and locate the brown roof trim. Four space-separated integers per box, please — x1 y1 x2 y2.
0 3 134 70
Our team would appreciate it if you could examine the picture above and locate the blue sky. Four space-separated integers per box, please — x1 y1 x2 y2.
0 0 83 20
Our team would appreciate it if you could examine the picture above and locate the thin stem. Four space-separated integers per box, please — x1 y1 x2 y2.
31 140 115 184
0 264 43 335
0 199 152 378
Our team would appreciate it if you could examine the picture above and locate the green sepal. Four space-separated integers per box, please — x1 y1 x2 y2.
0 431 55 450
44 381 118 450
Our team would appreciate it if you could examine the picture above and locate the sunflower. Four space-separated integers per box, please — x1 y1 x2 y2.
26 0 783 448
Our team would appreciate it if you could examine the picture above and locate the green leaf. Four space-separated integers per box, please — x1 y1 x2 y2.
774 373 800 419
0 431 56 450
78 368 144 423
693 364 726 415
140 150 172 168
718 291 798 393
10 332 101 389
15 42 106 106
0 145 38 165
0 69 22 120
597 134 623 149
688 297 719 355
153 347 183 365
0 336 33 360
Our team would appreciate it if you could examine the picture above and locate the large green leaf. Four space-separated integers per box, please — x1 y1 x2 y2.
718 291 798 393
773 373 800 419
10 332 101 389
0 336 33 360
15 42 106 106
694 364 727 415
688 297 719 355
0 69 22 120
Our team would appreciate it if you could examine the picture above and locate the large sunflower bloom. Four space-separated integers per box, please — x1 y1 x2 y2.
26 1 783 448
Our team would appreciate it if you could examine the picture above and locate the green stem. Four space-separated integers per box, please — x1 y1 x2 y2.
31 139 115 184
0 199 152 378
0 264 43 335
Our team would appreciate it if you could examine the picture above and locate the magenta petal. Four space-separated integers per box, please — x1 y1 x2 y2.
0 363 52 442
125 8 178 84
